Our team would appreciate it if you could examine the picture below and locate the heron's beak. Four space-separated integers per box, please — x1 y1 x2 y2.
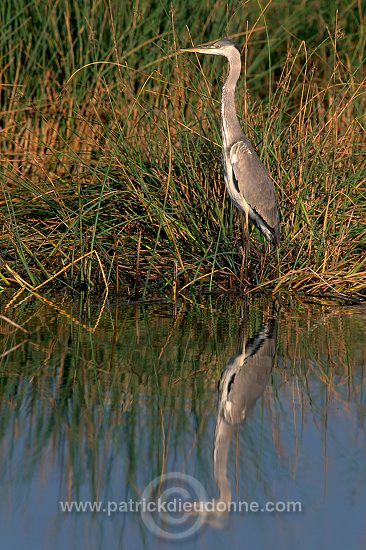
179 45 211 54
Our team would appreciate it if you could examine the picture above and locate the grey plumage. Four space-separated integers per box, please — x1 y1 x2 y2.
180 38 280 248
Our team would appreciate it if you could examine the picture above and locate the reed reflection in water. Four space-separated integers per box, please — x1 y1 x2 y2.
0 294 365 549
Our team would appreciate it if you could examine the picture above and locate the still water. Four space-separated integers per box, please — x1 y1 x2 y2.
0 293 365 549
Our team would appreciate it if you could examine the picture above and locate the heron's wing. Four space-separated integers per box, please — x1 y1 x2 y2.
230 140 280 241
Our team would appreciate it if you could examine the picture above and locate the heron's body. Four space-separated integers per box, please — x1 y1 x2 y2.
180 38 280 248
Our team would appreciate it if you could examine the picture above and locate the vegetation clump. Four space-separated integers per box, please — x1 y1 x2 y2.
1 1 365 300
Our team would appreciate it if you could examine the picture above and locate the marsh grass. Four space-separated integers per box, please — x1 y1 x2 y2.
1 0 365 300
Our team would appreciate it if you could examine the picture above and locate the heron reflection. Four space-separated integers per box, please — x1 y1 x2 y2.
200 313 277 526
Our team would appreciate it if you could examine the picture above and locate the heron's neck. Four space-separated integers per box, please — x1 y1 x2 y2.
221 50 243 146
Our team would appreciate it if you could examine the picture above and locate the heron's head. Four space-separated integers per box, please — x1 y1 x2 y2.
180 38 238 57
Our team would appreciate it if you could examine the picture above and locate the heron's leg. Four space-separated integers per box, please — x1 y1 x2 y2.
244 209 250 278
259 240 272 280
240 209 249 281
239 213 245 281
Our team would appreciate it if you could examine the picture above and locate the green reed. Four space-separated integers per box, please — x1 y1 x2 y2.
1 0 365 300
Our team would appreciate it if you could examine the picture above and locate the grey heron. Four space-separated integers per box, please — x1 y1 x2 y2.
180 38 280 249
